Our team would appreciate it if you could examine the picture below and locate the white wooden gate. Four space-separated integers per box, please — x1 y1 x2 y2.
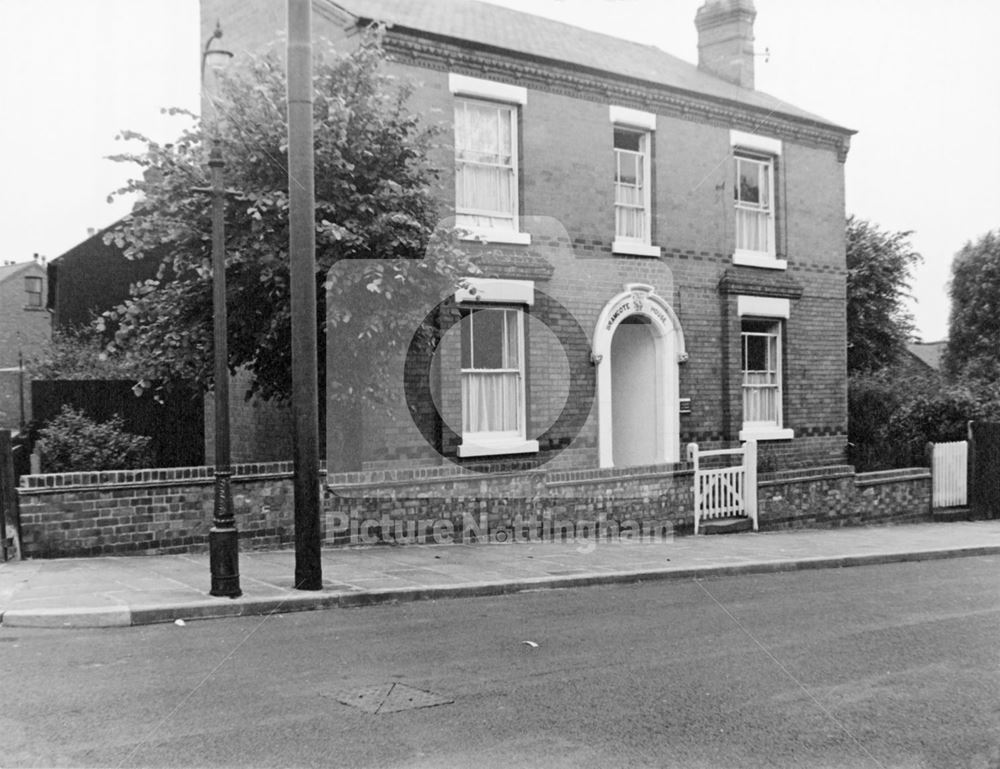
687 440 758 534
930 440 967 508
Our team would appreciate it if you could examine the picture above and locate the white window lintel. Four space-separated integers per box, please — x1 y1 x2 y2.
449 73 527 105
737 295 790 319
730 129 782 156
610 106 656 131
456 278 534 306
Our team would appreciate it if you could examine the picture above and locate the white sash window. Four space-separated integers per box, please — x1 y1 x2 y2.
735 154 775 256
461 308 522 436
455 99 517 232
614 128 649 243
742 320 781 427
738 296 793 441
457 296 538 458
730 130 784 270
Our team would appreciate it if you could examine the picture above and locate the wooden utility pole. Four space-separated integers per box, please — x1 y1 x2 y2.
287 0 322 590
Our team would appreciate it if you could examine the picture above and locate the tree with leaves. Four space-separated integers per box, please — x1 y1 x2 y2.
25 327 148 382
943 230 1000 384
845 215 922 374
101 32 472 409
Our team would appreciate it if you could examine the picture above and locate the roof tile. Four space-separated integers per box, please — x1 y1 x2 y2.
328 0 849 131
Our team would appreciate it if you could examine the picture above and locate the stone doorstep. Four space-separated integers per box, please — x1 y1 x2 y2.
698 516 753 534
931 507 969 523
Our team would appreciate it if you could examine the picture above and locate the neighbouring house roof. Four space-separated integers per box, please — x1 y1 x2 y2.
0 261 42 284
46 219 159 330
907 341 947 372
326 0 853 134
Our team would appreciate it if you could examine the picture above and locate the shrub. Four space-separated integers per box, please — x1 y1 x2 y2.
25 326 147 381
848 371 1000 471
35 406 153 472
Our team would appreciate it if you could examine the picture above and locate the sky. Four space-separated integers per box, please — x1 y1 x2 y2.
2 0 998 343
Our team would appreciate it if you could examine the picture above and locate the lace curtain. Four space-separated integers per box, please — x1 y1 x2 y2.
455 100 515 229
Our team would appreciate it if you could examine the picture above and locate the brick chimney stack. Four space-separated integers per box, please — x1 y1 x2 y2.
695 0 757 89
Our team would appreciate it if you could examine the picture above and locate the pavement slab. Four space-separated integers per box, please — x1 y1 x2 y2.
0 521 998 628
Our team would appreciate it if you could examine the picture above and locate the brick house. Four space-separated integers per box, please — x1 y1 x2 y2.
19 0 942 561
208 0 854 476
0 259 50 431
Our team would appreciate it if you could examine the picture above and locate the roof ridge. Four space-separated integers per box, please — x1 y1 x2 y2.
470 0 695 63
321 0 851 132
0 260 42 283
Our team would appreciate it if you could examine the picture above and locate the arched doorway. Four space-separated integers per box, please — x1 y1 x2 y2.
593 284 687 468
611 316 659 466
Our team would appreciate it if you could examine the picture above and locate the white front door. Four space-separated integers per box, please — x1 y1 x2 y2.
610 316 659 467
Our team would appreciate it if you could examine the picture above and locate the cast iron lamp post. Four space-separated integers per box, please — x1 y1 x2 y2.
199 22 241 598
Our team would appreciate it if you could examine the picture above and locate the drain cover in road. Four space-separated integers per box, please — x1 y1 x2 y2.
332 682 453 714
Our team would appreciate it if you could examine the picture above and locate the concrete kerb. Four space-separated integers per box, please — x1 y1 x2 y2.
3 543 999 629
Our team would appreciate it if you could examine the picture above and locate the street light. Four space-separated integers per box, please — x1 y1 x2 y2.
199 21 240 598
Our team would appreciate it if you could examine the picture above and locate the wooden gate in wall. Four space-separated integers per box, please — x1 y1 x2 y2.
687 440 758 535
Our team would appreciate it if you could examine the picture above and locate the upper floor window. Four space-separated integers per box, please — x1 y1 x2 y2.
25 276 42 307
455 99 517 232
735 154 774 255
730 130 785 270
611 106 660 257
450 74 529 246
614 128 650 243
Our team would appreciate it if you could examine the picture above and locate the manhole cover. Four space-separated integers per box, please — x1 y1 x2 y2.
331 682 453 714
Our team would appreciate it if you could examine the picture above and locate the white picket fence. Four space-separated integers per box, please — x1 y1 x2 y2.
687 440 758 534
930 440 968 508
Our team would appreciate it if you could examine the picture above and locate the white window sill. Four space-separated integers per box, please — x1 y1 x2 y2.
457 438 539 458
739 427 794 441
458 228 531 246
612 240 661 257
733 250 787 270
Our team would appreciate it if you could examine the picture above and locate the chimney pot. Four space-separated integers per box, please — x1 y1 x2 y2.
695 0 757 89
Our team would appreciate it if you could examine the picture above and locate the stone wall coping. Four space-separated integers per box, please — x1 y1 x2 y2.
326 465 537 486
327 467 549 492
17 461 314 495
855 467 931 487
549 462 693 483
758 465 855 488
545 463 693 489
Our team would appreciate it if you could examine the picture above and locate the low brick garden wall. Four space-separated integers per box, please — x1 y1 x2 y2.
15 461 931 558
17 464 298 558
757 466 931 530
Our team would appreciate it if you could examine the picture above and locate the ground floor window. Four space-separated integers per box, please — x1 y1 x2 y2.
461 306 524 436
741 319 782 427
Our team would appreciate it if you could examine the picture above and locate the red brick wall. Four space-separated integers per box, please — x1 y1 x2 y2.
0 263 49 429
204 368 294 463
16 461 929 557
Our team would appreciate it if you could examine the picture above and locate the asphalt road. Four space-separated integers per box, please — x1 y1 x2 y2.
2 556 998 769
